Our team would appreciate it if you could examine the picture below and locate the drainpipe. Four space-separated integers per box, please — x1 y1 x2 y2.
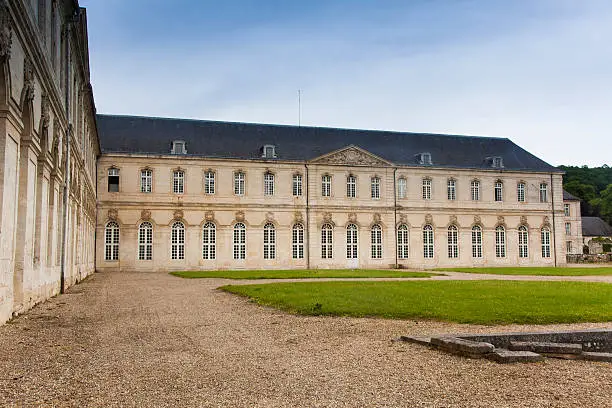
305 163 310 269
393 168 398 268
60 12 76 293
551 173 557 267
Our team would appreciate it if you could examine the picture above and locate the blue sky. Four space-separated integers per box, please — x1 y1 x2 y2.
81 0 612 166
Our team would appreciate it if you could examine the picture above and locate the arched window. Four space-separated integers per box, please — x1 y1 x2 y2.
494 180 503 202
202 222 216 260
264 173 275 196
397 177 407 199
140 169 152 193
471 225 482 258
518 225 529 258
292 224 304 259
541 227 551 258
321 224 333 259
346 224 358 258
173 170 184 194
347 175 357 198
263 223 276 259
423 225 434 258
371 224 382 259
471 180 480 201
447 225 458 258
495 226 506 258
233 223 246 260
104 221 119 261
138 222 153 260
204 171 215 194
171 221 185 260
397 224 409 259
234 172 245 195
371 177 380 199
322 175 332 197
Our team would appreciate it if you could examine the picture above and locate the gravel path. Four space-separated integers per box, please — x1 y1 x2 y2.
1 272 611 407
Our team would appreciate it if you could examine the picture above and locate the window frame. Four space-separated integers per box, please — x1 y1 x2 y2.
495 225 506 258
447 225 458 258
321 223 333 259
518 225 529 258
234 171 245 196
397 224 409 259
470 180 480 201
471 225 482 258
346 175 357 198
173 170 185 194
397 177 407 199
539 183 548 203
292 174 303 197
104 221 120 261
138 222 153 261
447 179 456 201
202 222 216 260
233 223 246 260
564 204 570 217
371 224 382 259
494 180 504 202
423 225 434 259
422 178 432 200
322 174 332 197
263 223 276 259
292 223 305 259
107 167 120 193
140 168 152 193
517 182 526 203
171 221 185 260
264 172 275 196
204 171 215 195
541 227 551 258
346 223 358 259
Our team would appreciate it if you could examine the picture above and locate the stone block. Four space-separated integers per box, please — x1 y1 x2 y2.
488 349 544 364
580 352 612 363
430 336 495 357
509 341 583 355
398 336 432 346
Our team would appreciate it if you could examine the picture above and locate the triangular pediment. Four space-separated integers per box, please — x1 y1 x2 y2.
310 145 392 166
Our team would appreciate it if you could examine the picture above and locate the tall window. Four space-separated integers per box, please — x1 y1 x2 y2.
264 172 275 196
397 225 409 259
495 181 503 202
423 225 434 258
202 222 216 260
397 178 407 199
140 169 152 193
565 222 571 235
322 175 332 197
234 172 245 195
204 171 215 195
518 225 529 258
292 224 304 259
173 170 184 194
171 222 185 260
371 177 380 199
471 225 482 258
517 182 526 202
346 224 358 259
471 180 480 201
447 179 456 201
293 174 303 197
539 183 548 203
541 227 551 258
108 168 119 192
321 224 333 259
495 226 506 258
566 241 573 253
263 223 276 259
564 204 570 217
233 223 246 259
447 225 458 258
347 175 357 198
104 221 119 261
371 224 382 259
422 178 432 200
138 222 153 261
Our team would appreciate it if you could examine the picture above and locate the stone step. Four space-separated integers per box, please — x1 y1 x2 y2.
580 352 612 363
398 336 433 347
430 337 495 357
508 341 583 355
488 349 544 364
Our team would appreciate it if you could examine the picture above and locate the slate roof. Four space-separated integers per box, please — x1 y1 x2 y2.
582 217 612 237
563 190 581 201
96 114 561 173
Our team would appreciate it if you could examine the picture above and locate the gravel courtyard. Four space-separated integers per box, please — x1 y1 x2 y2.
1 272 611 408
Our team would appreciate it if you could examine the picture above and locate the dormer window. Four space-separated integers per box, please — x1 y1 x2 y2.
489 156 503 168
171 140 187 155
416 152 432 165
262 145 277 159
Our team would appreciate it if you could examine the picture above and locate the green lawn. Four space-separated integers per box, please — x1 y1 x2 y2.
221 280 612 325
433 267 612 276
170 269 435 280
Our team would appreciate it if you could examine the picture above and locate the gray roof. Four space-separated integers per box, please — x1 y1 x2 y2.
563 190 581 201
582 217 612 237
96 114 561 172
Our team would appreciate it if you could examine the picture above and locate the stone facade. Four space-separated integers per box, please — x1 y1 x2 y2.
96 147 566 272
0 0 99 323
562 199 583 255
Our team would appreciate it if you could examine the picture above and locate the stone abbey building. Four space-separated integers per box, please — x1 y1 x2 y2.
0 0 583 323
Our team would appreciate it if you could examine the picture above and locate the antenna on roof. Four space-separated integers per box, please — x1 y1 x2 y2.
298 89 302 127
